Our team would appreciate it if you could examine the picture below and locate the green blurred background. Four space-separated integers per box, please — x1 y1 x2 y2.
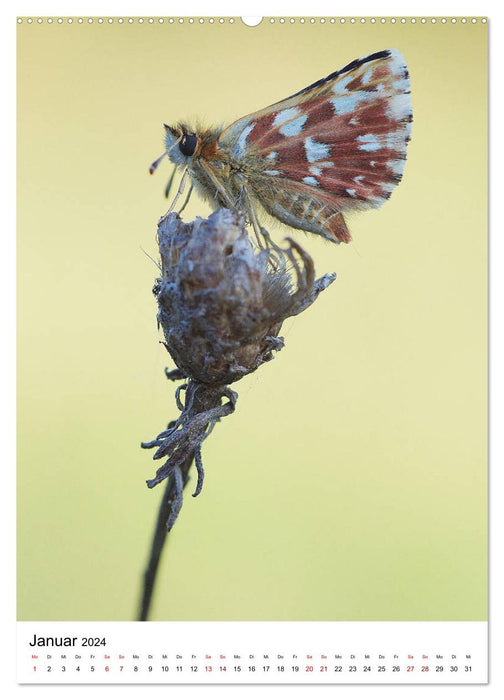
17 17 487 621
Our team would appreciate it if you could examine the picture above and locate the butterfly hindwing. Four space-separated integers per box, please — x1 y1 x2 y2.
219 49 412 240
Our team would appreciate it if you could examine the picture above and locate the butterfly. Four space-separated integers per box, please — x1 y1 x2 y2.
150 49 412 244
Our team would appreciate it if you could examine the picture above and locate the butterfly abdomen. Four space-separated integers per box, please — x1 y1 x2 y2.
258 182 351 243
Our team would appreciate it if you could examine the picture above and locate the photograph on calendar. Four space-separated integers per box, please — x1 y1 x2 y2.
16 15 487 684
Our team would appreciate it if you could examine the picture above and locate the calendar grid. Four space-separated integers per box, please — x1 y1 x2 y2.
17 621 488 684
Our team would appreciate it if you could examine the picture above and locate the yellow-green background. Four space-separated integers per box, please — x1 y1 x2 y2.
17 17 487 621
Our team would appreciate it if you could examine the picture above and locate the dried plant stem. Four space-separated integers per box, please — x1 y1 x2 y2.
138 380 237 620
137 453 192 622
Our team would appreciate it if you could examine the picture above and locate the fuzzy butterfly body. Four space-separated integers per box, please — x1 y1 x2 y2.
152 49 412 244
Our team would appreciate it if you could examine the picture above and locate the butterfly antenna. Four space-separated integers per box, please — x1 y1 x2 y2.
149 135 183 175
149 152 167 175
164 165 178 199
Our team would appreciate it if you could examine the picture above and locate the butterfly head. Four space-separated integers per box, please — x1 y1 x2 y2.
149 123 200 175
164 124 199 165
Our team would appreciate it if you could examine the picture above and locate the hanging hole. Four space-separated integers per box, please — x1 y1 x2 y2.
241 16 263 27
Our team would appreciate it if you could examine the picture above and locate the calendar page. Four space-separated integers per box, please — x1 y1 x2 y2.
16 10 488 686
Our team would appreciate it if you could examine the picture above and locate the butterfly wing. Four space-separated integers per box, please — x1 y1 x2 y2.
219 49 412 242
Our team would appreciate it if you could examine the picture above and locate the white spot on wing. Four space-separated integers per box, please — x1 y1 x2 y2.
362 68 373 84
356 134 381 152
279 114 308 137
332 74 354 94
234 122 255 158
387 49 409 75
266 151 278 161
265 169 280 175
346 188 357 196
387 159 406 176
386 93 411 121
304 137 330 163
303 176 319 186
392 77 410 94
381 127 411 150
331 92 370 115
273 107 301 126
369 195 386 207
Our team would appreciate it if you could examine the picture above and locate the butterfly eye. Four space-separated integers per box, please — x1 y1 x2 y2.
179 133 198 157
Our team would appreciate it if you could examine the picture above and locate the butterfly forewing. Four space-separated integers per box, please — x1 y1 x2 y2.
219 49 412 242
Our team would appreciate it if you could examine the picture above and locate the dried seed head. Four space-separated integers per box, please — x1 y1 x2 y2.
142 209 336 538
154 209 336 385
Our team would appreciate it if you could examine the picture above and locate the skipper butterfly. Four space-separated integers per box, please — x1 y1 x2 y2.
150 49 412 244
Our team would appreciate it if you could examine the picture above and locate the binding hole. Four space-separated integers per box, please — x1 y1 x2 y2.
241 16 262 27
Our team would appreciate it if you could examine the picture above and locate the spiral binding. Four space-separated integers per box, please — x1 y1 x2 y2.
17 17 488 25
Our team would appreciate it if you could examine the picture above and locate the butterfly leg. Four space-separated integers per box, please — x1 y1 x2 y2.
199 159 237 210
161 168 190 219
239 185 266 249
178 184 194 214
199 161 271 250
240 186 283 253
239 186 290 270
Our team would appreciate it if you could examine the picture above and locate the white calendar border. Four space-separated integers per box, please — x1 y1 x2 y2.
5 1 501 698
